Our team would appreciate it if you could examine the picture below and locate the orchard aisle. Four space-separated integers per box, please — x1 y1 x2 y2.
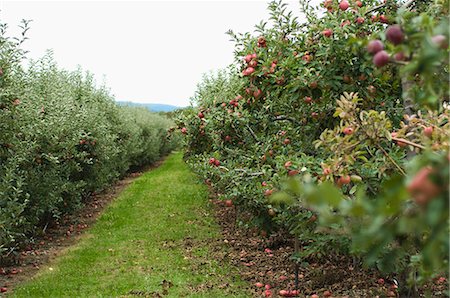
11 152 247 298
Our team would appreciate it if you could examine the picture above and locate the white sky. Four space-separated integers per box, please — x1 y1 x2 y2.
0 0 318 107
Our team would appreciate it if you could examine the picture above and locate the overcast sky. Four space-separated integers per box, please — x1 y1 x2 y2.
1 1 318 107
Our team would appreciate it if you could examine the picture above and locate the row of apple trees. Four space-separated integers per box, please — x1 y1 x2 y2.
0 20 178 261
176 0 448 293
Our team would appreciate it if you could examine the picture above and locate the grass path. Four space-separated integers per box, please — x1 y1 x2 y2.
11 152 246 297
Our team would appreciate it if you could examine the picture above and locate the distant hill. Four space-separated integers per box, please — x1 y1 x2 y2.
116 101 182 112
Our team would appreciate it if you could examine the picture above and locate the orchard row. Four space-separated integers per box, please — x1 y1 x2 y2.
0 20 178 260
177 0 449 294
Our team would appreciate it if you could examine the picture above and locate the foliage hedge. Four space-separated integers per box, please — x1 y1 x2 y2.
0 20 177 259
177 0 449 293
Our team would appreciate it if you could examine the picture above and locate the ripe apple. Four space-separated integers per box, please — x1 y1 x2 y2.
244 54 252 63
253 89 263 99
284 161 293 168
379 14 389 23
323 168 332 175
322 29 333 37
225 135 231 142
339 0 349 10
431 34 448 49
356 0 363 7
356 16 365 24
262 181 267 186
255 282 264 288
311 294 319 298
377 278 385 285
265 284 271 290
288 170 299 176
225 200 233 207
302 53 312 62
209 157 216 165
424 126 433 138
341 20 351 27
198 112 205 118
246 67 255 75
181 127 187 134
407 166 441 206
279 290 289 296
304 96 312 104
373 50 390 67
264 289 272 297
251 53 257 59
0 287 7 293
386 25 404 45
343 127 354 135
283 138 291 145
338 175 351 185
324 290 332 297
248 59 258 68
214 159 221 167
394 52 406 61
310 81 318 89
264 189 273 196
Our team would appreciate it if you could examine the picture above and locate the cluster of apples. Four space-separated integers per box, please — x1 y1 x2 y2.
368 24 447 67
242 53 258 76
208 157 220 167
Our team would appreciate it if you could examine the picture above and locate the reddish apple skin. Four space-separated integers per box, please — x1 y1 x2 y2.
432 34 448 49
284 161 293 168
0 287 7 293
264 189 273 196
214 159 221 167
407 167 441 206
255 282 264 288
310 81 318 89
339 175 351 185
209 157 216 165
373 50 390 67
378 278 385 285
356 17 365 24
343 127 354 135
225 200 233 207
198 112 204 119
394 52 406 61
380 15 389 23
304 96 313 104
288 170 299 176
386 25 404 45
323 168 332 175
356 0 363 7
322 29 333 37
339 0 349 10
248 59 258 68
181 127 187 134
244 54 252 63
283 138 291 145
424 126 433 138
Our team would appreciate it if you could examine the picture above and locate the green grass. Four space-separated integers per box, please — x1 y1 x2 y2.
11 152 247 298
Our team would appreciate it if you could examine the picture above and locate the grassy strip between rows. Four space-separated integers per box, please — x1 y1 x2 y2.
11 152 247 298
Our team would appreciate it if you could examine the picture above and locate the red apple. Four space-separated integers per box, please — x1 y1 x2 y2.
181 127 187 134
343 127 354 135
265 284 271 290
246 67 255 75
262 181 267 186
0 287 7 293
322 29 333 37
310 81 318 89
288 170 299 176
304 96 313 104
394 52 406 61
311 294 319 298
284 161 293 168
244 54 252 63
377 278 385 285
255 282 264 288
198 112 204 118
283 138 291 145
373 50 390 67
209 157 216 165
248 59 258 68
432 34 448 49
323 168 332 175
355 0 363 7
324 290 332 297
386 25 404 45
379 14 389 23
225 200 233 207
264 189 273 196
341 20 351 27
407 167 441 206
367 40 384 54
338 175 351 185
356 16 365 24
214 159 221 167
339 0 349 10
253 89 263 99
424 126 433 138
264 289 272 297
279 290 289 296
